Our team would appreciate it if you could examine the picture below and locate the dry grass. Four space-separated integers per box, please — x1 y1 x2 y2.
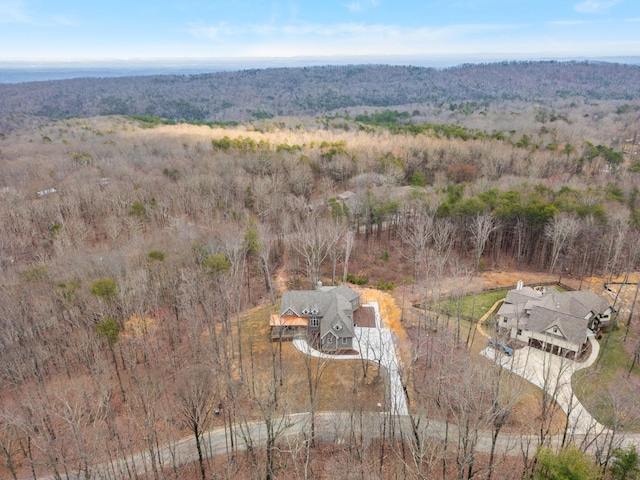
239 304 385 414
359 288 407 341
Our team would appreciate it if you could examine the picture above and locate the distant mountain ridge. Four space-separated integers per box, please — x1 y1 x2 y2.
0 61 639 123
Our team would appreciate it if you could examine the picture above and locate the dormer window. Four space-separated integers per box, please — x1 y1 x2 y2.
333 324 342 331
311 308 319 315
302 308 310 315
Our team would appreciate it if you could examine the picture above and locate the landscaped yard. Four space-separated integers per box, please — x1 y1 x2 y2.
432 289 509 323
573 326 640 432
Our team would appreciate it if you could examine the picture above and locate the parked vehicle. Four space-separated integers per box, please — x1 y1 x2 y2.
489 338 514 356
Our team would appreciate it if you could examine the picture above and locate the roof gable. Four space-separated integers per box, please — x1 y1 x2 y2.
281 286 358 339
528 308 588 346
543 323 567 339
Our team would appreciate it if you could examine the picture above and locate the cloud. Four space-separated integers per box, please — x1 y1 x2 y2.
547 20 591 26
0 1 80 27
0 0 29 23
185 19 533 58
574 0 622 13
52 15 80 27
345 0 380 13
188 22 246 40
189 20 522 43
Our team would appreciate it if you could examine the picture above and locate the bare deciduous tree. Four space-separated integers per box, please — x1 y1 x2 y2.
290 213 341 288
545 212 579 274
342 229 355 283
469 213 499 272
176 366 214 480
401 210 433 284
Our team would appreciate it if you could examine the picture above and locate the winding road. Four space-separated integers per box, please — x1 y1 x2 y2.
37 300 640 479
55 410 640 479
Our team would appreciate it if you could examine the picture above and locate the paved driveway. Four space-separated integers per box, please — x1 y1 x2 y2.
481 337 608 436
293 301 408 415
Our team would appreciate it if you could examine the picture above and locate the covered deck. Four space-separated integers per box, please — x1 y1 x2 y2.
270 314 308 339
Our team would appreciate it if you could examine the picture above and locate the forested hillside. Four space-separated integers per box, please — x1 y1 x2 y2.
1 61 640 124
1 61 640 479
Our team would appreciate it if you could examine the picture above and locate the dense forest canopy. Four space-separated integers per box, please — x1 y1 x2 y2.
1 61 640 124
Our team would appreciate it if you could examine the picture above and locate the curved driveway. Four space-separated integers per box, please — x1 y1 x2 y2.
481 337 607 436
293 301 408 415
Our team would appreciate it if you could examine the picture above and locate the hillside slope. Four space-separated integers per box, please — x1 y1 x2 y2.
1 61 639 123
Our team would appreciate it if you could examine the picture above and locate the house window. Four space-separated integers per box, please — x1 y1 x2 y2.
553 326 558 334
503 318 508 323
517 329 522 336
310 317 319 327
342 337 348 345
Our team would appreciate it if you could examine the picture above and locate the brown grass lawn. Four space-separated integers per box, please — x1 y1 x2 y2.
240 304 385 414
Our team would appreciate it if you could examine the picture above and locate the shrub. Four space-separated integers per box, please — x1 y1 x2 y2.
203 253 230 276
95 317 121 346
375 280 395 291
147 250 165 261
50 223 62 237
129 201 145 217
163 168 181 181
91 279 118 299
57 280 80 302
20 264 49 282
71 152 93 166
409 172 426 187
346 274 368 285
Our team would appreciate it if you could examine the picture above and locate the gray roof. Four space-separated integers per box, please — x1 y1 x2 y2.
527 307 588 347
496 287 541 328
320 293 355 339
504 286 541 304
538 293 592 319
280 286 358 339
569 290 612 315
499 286 612 348
280 290 333 317
331 284 361 303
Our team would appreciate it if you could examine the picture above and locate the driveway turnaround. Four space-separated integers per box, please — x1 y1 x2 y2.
481 337 608 436
293 301 409 415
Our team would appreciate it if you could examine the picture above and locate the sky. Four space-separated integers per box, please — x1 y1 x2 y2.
0 0 639 63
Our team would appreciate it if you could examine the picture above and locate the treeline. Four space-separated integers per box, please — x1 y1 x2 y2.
1 61 640 123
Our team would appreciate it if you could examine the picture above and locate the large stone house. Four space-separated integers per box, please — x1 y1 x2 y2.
270 284 360 351
496 282 614 358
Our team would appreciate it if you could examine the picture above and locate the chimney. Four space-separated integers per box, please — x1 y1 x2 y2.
516 280 523 291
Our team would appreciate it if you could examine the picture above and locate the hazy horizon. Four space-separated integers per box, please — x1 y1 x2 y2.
1 53 639 84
